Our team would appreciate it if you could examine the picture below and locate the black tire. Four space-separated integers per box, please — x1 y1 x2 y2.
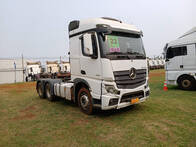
45 83 55 101
78 87 93 115
178 76 196 90
26 77 28 82
37 82 45 98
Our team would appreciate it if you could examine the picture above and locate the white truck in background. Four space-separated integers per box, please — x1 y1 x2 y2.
36 17 150 114
46 61 60 73
25 61 41 81
148 58 165 70
60 61 70 72
164 27 196 90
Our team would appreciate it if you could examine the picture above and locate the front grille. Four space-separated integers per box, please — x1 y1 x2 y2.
113 69 146 89
121 90 144 103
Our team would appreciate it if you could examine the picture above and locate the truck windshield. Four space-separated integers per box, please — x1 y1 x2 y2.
99 31 146 59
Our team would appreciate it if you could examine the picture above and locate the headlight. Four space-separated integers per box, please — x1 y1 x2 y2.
104 85 120 95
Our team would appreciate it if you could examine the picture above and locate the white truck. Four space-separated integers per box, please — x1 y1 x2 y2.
164 27 196 90
60 61 70 73
36 17 150 114
46 61 60 73
148 59 157 70
26 61 41 81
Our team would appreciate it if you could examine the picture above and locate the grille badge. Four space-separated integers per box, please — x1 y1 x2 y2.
129 68 136 80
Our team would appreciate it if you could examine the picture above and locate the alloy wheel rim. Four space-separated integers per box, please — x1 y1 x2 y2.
182 80 191 88
80 94 89 109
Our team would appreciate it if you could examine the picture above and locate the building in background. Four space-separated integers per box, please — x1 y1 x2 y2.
0 58 26 84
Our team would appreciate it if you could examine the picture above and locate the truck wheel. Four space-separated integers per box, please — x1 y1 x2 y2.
26 77 28 82
37 82 45 98
178 76 195 90
45 83 55 101
78 87 93 115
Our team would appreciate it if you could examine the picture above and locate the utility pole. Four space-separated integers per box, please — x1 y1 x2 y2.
59 56 62 72
22 54 24 82
14 62 16 83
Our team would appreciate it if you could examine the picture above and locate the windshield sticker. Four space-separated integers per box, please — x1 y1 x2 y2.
107 35 120 52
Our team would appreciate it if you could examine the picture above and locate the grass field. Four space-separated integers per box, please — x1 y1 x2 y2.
0 69 195 146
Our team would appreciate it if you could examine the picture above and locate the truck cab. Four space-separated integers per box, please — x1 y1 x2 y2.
164 27 196 90
26 61 41 81
37 17 150 114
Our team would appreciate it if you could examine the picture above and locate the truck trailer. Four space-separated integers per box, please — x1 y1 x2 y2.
164 27 196 90
36 17 150 114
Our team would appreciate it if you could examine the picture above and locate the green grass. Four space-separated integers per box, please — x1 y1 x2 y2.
0 69 195 146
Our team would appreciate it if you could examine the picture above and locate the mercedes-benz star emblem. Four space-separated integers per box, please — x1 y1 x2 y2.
129 68 136 80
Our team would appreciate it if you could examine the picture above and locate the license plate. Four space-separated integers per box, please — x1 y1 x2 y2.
131 98 139 104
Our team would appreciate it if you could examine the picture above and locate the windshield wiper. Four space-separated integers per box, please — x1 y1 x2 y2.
126 51 146 59
106 52 131 59
127 51 145 56
126 51 140 55
136 54 146 58
106 52 124 55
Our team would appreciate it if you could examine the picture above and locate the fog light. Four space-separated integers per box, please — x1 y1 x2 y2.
109 98 119 106
145 91 150 97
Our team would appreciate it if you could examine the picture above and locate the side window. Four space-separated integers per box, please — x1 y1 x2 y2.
166 47 174 59
166 46 187 59
181 46 187 55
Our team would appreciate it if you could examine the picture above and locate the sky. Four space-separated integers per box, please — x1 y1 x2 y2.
0 0 195 58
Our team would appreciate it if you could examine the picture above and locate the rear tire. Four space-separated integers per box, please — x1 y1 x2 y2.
45 83 55 101
37 82 45 98
178 76 195 90
78 87 93 115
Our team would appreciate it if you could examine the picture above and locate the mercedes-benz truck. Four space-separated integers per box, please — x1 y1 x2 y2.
36 17 150 114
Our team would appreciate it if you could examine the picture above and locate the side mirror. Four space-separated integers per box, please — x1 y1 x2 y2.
83 33 93 56
81 32 98 59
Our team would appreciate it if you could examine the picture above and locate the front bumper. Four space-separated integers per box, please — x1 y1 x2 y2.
101 82 150 110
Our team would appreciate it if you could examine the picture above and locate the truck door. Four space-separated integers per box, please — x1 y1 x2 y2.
182 44 196 70
165 47 183 71
79 32 102 98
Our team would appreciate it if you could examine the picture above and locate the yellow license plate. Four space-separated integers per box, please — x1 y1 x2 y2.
131 98 139 104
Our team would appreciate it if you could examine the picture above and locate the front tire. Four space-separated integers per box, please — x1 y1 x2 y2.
178 76 196 90
78 87 93 115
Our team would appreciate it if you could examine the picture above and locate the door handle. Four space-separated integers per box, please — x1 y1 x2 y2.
81 70 86 75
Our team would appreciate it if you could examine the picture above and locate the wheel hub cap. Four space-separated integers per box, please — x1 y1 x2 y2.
81 94 89 108
182 80 191 88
